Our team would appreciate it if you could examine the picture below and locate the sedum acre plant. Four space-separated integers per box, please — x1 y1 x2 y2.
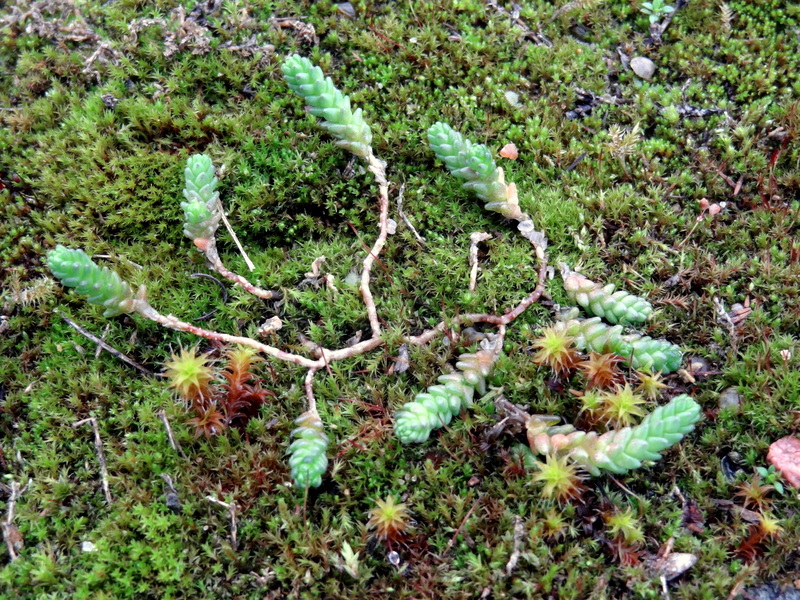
181 154 222 250
48 57 550 489
525 394 701 476
555 308 682 374
560 263 653 326
47 246 142 317
427 122 546 248
282 54 373 159
288 411 329 490
395 340 500 443
47 56 697 491
424 124 696 482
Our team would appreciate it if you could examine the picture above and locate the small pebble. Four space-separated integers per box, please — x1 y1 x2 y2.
718 387 741 410
767 436 800 489
569 24 593 42
721 451 744 482
82 541 98 552
504 91 521 108
165 492 183 514
499 143 518 160
630 56 656 80
688 356 711 378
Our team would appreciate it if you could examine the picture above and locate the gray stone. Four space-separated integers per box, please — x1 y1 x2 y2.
718 387 741 410
630 56 656 80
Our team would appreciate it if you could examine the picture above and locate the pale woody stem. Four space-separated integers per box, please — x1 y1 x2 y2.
205 241 282 300
304 368 319 415
136 301 387 367
360 153 390 338
406 255 548 345
135 253 545 366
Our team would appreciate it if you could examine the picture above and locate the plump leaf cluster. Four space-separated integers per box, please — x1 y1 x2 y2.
593 393 701 473
562 268 653 326
573 394 700 475
395 349 494 443
288 411 329 490
560 316 683 373
181 154 221 244
47 245 135 316
527 394 702 475
427 122 507 205
282 54 373 159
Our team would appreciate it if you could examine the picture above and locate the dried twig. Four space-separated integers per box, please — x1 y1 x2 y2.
161 473 177 494
205 240 281 300
607 473 639 498
565 151 589 172
2 480 23 561
396 183 426 246
444 496 481 555
189 272 228 322
486 0 552 46
94 323 111 359
505 514 525 576
647 0 688 45
713 297 738 355
73 417 112 504
549 0 603 23
216 198 256 271
205 495 238 547
406 255 548 345
159 410 187 458
58 311 154 376
468 232 493 292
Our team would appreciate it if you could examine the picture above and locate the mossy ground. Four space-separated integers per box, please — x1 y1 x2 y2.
2 0 800 597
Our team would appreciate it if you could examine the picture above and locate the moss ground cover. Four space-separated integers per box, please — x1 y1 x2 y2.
1 0 800 597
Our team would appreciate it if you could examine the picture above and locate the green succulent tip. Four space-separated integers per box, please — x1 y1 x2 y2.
47 245 137 316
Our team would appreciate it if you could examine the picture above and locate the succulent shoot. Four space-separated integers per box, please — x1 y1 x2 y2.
395 348 496 444
526 394 702 476
561 264 653 326
427 122 525 220
181 154 221 250
282 54 373 159
288 410 329 490
556 312 683 374
47 246 138 316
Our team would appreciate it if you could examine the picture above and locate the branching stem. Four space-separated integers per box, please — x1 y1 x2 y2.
305 368 319 415
204 240 282 300
73 417 112 504
361 153 391 338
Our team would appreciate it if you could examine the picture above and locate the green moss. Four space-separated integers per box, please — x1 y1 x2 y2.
2 0 800 597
